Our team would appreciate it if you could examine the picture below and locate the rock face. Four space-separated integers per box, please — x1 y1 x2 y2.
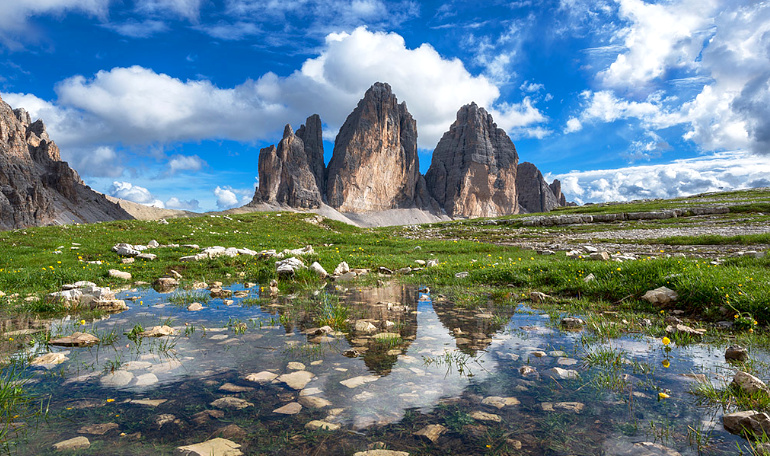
253 115 325 208
326 82 422 212
425 103 519 218
0 95 132 230
549 178 567 206
516 162 559 213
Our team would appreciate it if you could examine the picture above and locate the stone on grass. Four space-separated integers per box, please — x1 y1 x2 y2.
176 438 243 456
642 286 678 305
108 269 132 280
276 371 314 390
210 397 253 410
273 402 302 415
589 251 610 261
725 345 749 362
53 436 90 451
665 324 706 337
310 262 328 278
333 262 350 275
455 271 469 279
305 420 340 431
413 424 446 443
50 332 99 347
732 371 768 395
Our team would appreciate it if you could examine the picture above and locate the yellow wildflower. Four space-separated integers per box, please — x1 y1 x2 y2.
106 398 115 403
662 337 671 346
661 359 670 368
658 392 670 399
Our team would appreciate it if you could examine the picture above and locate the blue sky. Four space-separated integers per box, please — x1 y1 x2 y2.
2 0 770 211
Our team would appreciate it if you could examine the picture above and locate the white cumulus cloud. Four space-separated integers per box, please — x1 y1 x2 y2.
214 186 252 209
109 181 165 207
554 151 770 204
4 27 547 159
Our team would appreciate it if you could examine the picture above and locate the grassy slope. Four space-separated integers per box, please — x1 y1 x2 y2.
0 189 768 324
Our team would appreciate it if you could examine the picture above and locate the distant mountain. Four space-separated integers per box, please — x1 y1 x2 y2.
0 94 132 230
250 82 567 218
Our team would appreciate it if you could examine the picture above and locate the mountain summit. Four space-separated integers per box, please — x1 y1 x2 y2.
0 95 131 230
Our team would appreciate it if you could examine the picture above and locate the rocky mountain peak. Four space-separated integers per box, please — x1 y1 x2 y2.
516 161 559 213
425 102 520 217
0 94 131 230
326 82 422 212
253 115 325 209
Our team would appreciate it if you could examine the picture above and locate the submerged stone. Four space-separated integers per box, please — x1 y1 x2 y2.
50 332 99 347
176 438 243 456
244 371 278 383
210 397 253 410
52 436 90 451
470 411 501 422
78 422 119 435
273 402 302 415
277 371 314 390
481 396 520 409
413 424 447 443
305 420 340 431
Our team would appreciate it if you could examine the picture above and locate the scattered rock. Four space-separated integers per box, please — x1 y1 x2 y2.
176 438 243 456
560 317 584 330
642 286 678 305
219 383 254 393
455 272 469 279
52 436 90 451
541 402 584 413
277 257 305 276
732 371 768 395
530 291 550 303
725 345 749 362
470 411 501 422
140 325 175 337
481 396 520 409
50 332 100 347
108 269 132 280
77 422 119 435
310 262 328 278
299 395 331 409
31 352 68 365
413 424 447 443
187 302 204 311
216 424 247 440
305 420 341 431
589 252 610 261
277 371 314 390
723 410 770 437
341 375 379 388
543 367 579 380
273 402 302 415
665 324 706 337
210 397 253 410
154 277 179 293
100 370 134 387
354 320 377 333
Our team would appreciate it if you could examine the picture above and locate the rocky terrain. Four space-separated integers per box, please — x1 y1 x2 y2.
0 95 131 230
250 83 566 222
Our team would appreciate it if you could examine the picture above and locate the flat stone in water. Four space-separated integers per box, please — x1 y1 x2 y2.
244 371 278 384
277 371 314 390
299 395 331 408
541 402 584 413
287 362 306 370
470 411 501 422
414 424 447 443
557 357 579 366
130 398 167 407
78 422 119 435
209 334 228 340
134 373 159 387
305 420 340 431
123 361 153 370
481 396 520 409
31 352 68 365
140 325 174 337
52 436 90 451
341 375 379 388
176 438 243 456
211 397 254 410
300 387 322 396
273 402 302 415
50 332 99 347
219 383 254 393
101 370 134 387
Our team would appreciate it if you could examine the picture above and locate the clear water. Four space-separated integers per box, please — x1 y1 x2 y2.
1 283 762 455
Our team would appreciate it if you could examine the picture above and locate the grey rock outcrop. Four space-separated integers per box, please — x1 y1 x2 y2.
425 103 519 217
516 162 558 213
326 82 423 212
253 115 325 208
0 96 132 230
549 179 567 206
